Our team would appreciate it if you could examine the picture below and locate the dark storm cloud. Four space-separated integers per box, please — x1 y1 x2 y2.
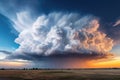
7 11 114 61
7 51 113 61
0 50 11 54
0 0 120 63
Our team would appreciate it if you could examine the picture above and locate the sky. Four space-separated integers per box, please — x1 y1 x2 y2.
0 0 120 68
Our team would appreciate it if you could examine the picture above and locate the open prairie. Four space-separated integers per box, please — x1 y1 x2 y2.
0 69 119 80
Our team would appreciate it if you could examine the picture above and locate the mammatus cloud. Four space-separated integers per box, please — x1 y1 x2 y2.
13 12 114 58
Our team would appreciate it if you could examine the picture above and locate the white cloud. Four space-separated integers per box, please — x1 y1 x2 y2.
14 12 114 56
13 11 34 32
0 52 7 59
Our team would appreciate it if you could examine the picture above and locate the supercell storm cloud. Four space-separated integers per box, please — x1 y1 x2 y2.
1 0 120 68
14 12 113 57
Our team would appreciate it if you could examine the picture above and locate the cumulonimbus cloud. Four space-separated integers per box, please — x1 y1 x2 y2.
12 12 114 59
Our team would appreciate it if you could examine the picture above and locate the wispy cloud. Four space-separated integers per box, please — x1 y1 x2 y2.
13 11 34 32
113 20 120 26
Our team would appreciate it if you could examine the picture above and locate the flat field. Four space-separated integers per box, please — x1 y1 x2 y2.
0 69 120 80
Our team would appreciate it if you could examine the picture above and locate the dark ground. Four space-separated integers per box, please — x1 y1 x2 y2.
0 69 120 80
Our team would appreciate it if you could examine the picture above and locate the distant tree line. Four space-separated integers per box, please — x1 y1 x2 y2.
0 67 120 70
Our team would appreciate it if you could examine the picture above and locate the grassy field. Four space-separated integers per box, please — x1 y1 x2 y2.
0 69 120 80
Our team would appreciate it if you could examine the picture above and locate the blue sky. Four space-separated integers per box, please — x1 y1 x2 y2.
0 0 120 68
0 14 18 51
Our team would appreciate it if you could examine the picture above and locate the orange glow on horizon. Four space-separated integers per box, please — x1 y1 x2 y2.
0 57 120 68
87 57 120 68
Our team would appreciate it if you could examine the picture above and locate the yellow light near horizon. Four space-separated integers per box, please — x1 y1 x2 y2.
87 57 120 68
0 61 26 68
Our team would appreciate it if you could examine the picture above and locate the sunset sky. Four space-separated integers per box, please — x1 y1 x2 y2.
0 0 120 68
